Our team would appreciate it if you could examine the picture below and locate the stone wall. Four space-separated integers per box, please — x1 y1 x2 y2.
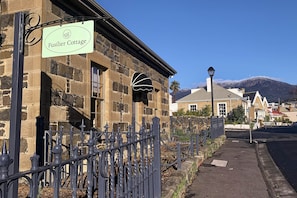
171 116 210 134
161 135 226 198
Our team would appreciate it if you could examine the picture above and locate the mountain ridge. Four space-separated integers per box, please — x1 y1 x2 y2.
174 77 297 103
217 77 297 102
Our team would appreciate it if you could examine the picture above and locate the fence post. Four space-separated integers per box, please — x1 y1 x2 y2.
109 132 116 197
210 117 214 139
126 129 133 196
215 117 219 139
221 117 225 136
196 134 199 155
30 153 40 198
98 126 110 198
36 116 44 167
202 130 207 146
190 135 194 156
152 117 161 198
0 142 12 198
116 131 124 196
87 130 95 198
98 152 107 198
71 147 78 198
52 131 62 197
177 143 181 170
139 124 145 197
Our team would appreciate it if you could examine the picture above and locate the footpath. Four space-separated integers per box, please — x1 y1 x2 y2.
185 139 269 198
162 136 297 198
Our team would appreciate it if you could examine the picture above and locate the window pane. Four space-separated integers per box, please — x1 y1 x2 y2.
218 103 226 116
189 105 197 111
91 67 102 98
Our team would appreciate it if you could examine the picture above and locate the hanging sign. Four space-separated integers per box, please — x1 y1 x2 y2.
42 20 94 58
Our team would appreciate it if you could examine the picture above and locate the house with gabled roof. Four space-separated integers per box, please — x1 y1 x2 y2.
243 91 269 125
176 78 246 117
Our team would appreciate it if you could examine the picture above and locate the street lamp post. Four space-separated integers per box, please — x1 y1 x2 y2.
208 66 215 117
247 97 253 143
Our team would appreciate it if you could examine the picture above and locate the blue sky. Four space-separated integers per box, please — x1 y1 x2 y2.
96 0 297 89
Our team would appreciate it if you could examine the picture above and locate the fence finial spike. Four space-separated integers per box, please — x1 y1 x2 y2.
104 123 109 132
80 119 86 130
2 141 7 155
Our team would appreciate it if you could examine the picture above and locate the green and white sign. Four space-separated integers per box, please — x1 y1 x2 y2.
42 20 94 58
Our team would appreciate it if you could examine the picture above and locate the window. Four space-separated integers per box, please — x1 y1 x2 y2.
112 102 128 113
218 103 227 117
161 97 168 104
144 107 153 115
189 104 197 112
113 122 128 131
112 82 118 91
148 93 153 101
66 79 70 93
112 81 128 94
162 110 169 116
91 67 102 98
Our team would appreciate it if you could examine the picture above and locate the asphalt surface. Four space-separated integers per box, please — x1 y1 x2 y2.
266 141 297 192
185 127 297 198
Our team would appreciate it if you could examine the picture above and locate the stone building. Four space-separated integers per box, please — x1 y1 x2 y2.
0 0 176 169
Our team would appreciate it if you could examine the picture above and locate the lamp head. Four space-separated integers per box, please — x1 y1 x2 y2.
208 66 215 77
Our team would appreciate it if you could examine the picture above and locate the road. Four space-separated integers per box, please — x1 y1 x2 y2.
226 126 297 192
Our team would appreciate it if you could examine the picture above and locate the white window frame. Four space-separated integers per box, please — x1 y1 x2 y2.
91 67 102 98
188 104 197 112
217 102 227 117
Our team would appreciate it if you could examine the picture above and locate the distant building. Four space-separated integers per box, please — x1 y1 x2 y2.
278 102 297 122
243 91 269 125
172 78 269 128
176 78 246 117
267 108 284 123
169 94 178 116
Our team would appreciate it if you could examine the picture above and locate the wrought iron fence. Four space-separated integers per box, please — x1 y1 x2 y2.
0 116 224 197
160 116 224 172
0 117 161 198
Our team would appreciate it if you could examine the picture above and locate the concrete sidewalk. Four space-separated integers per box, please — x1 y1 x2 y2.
185 139 269 198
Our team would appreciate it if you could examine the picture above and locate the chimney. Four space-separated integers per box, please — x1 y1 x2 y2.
207 77 212 92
